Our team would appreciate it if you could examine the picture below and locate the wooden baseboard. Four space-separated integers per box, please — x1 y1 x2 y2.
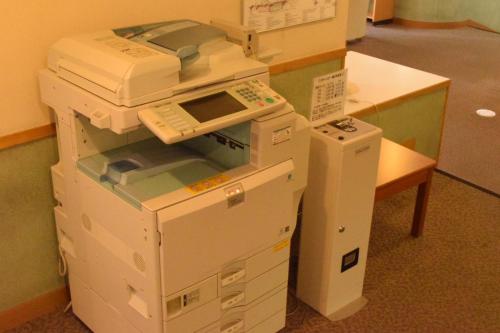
466 20 499 34
269 48 347 75
394 18 498 34
0 123 56 151
372 18 394 26
0 286 70 332
394 17 468 29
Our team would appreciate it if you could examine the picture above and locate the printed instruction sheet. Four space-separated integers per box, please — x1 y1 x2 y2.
242 0 336 32
310 69 347 126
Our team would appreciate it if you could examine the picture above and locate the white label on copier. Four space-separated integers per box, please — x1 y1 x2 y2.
272 126 292 145
122 47 156 58
99 36 157 58
187 174 231 193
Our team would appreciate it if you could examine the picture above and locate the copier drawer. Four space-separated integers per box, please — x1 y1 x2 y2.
197 286 287 333
163 262 289 332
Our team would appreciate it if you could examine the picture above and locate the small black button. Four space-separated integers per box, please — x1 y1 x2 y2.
338 136 344 140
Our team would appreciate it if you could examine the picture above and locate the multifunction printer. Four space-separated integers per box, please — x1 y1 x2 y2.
39 20 310 333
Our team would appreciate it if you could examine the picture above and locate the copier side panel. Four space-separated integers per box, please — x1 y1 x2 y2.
297 129 343 309
324 128 382 314
68 272 142 333
48 106 164 332
251 110 310 212
73 172 163 333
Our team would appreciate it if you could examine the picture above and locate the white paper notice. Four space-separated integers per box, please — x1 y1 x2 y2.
310 69 347 126
243 0 336 33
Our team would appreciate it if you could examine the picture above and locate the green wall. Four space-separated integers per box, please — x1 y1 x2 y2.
395 0 500 32
270 59 343 119
0 137 64 311
359 89 447 159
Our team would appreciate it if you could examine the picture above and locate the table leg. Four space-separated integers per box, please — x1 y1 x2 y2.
411 170 433 237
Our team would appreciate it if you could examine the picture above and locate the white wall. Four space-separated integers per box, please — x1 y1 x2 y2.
0 0 347 136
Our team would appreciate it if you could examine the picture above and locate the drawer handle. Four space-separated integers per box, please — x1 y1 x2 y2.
221 292 245 310
220 319 244 333
221 269 246 287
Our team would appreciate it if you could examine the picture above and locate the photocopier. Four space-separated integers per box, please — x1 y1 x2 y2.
39 20 310 333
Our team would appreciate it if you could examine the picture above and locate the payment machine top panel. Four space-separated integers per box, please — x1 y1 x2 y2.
315 117 381 145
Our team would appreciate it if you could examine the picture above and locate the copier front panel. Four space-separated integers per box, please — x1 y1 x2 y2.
159 160 294 332
159 159 294 296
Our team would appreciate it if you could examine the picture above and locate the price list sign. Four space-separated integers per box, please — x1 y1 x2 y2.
309 69 347 126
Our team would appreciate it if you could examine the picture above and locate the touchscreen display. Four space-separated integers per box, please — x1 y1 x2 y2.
180 92 247 123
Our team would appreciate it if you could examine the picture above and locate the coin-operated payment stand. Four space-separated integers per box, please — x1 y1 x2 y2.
295 69 382 320
39 20 310 333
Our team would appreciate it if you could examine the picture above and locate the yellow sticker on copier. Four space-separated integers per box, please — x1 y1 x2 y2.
273 239 290 252
186 174 231 193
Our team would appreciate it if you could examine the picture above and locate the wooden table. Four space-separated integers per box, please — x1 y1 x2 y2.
344 51 450 159
375 138 436 237
344 51 449 117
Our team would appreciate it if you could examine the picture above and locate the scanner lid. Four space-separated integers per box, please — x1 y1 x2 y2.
47 20 267 107
115 20 226 66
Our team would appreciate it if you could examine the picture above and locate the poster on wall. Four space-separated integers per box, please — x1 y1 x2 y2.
242 0 336 33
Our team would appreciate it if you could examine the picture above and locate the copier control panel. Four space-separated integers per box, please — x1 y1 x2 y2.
139 80 286 144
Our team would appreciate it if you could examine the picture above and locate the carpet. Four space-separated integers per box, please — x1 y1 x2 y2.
7 172 500 332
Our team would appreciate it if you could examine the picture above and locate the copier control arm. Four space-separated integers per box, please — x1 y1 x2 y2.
138 79 286 144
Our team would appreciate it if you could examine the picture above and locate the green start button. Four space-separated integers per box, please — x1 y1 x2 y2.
265 97 274 103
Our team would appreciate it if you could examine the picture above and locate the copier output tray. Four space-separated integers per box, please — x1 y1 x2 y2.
78 138 227 208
